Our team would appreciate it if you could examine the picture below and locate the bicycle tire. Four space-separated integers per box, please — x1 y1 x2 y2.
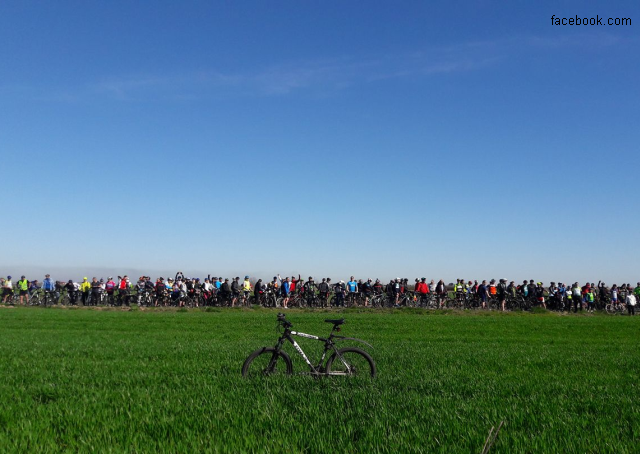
325 347 376 378
241 347 293 378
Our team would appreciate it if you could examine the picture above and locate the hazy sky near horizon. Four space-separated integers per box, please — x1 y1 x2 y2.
1 1 639 283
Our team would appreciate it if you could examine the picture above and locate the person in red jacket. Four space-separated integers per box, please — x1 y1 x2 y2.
415 277 430 305
118 275 130 306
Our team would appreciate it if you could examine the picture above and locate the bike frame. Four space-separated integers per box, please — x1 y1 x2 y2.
272 324 373 375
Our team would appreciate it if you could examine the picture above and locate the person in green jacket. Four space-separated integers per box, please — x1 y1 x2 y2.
634 283 640 298
17 275 29 305
586 289 596 313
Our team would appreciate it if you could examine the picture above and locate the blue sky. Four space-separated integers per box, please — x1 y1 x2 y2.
1 1 638 283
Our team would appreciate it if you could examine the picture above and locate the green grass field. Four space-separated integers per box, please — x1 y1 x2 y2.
0 307 638 453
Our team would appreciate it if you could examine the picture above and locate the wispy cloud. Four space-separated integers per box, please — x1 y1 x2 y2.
3 32 627 102
90 47 497 101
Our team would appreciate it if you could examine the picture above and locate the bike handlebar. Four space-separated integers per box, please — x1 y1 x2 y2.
277 313 292 328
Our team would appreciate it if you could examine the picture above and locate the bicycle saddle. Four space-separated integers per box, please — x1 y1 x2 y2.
324 318 345 325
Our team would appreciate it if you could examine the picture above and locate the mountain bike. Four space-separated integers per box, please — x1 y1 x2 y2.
241 314 376 378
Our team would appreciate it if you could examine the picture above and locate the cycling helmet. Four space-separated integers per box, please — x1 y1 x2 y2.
83 277 87 280
21 275 25 279
196 278 200 281
68 280 73 284
245 276 249 279
108 277 113 280
7 276 11 279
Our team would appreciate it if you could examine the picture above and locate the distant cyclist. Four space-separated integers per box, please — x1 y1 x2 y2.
90 277 101 306
626 291 637 316
436 279 447 308
254 279 264 306
373 279 383 294
242 276 252 305
317 278 329 307
281 277 291 309
571 283 582 312
302 277 315 306
346 276 358 306
155 277 166 306
17 276 29 305
80 277 90 305
65 280 78 305
42 274 55 300
333 280 346 307
477 280 489 309
2 276 13 304
497 279 507 311
536 282 546 309
118 276 130 306
415 278 429 305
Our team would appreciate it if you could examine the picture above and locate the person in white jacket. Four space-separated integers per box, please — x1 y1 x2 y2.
626 292 636 316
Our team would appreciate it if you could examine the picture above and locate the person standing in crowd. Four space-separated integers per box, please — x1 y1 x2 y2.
586 286 596 313
497 279 508 311
242 276 252 305
79 277 90 305
254 278 263 306
220 278 231 305
281 277 291 309
333 280 345 307
436 279 447 309
65 280 77 305
118 276 130 306
610 284 619 309
415 278 429 306
626 290 636 316
318 278 329 307
536 282 546 309
2 276 13 304
571 282 582 312
231 277 240 307
303 277 317 306
17 275 29 305
42 274 55 298
154 277 166 306
477 280 489 309
90 277 101 306
346 276 358 306
28 279 40 295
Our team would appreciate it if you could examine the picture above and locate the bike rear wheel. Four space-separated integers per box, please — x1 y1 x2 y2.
325 347 376 378
241 347 293 378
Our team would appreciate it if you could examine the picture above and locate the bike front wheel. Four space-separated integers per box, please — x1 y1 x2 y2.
241 347 293 378
325 347 376 378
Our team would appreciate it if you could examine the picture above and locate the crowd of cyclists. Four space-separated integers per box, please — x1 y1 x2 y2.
1 273 639 315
